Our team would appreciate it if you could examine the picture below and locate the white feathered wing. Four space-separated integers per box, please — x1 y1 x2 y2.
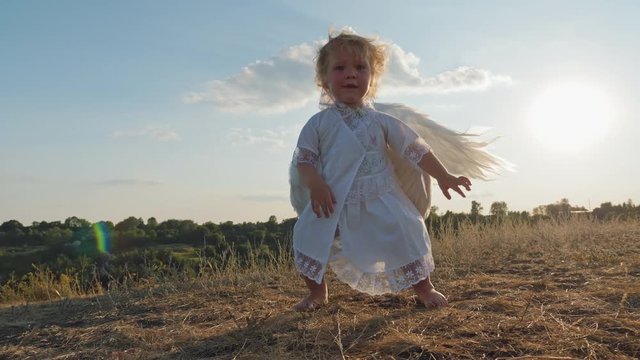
375 103 507 180
289 102 509 218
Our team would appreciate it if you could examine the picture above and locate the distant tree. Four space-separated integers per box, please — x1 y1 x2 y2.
202 221 220 234
208 232 227 249
64 216 91 229
490 201 508 218
146 217 158 228
0 220 27 246
115 216 144 232
545 198 571 218
219 221 234 233
559 198 572 215
507 210 531 222
117 229 148 249
470 201 483 218
532 205 546 216
0 220 24 232
44 227 73 247
593 200 639 219
430 206 439 216
31 221 63 231
177 220 200 244
265 215 278 232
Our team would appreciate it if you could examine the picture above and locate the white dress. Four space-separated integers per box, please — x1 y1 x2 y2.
292 102 435 295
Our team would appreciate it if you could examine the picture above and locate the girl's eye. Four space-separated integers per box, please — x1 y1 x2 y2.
333 65 344 71
356 64 367 70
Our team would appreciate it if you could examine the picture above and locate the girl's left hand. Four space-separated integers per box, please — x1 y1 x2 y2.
437 175 472 200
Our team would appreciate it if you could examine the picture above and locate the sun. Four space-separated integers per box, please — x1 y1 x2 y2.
527 82 614 152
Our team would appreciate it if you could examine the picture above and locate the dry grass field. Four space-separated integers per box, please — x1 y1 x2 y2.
1 217 639 359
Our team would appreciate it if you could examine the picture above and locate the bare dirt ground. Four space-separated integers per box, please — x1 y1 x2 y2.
1 220 639 359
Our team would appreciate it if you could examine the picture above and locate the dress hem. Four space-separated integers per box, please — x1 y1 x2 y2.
329 254 435 295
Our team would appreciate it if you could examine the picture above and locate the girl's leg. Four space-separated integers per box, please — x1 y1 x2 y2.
293 275 328 312
413 276 448 308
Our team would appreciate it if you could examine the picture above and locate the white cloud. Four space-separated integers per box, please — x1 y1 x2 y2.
185 39 512 114
183 42 318 113
113 126 181 142
381 44 513 94
228 125 301 150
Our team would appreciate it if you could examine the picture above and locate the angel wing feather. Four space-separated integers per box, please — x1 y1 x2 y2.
289 161 310 216
374 103 511 180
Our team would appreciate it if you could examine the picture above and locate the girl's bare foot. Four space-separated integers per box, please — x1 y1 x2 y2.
293 294 328 312
413 278 448 308
293 275 329 312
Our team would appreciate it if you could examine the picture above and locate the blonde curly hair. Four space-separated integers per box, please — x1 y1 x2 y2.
315 31 387 100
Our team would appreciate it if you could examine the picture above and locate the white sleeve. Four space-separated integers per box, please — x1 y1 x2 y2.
292 119 319 166
382 113 431 165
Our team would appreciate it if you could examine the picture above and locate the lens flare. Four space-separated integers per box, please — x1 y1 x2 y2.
94 222 111 254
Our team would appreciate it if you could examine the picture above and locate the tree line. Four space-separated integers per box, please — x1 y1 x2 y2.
1 199 637 291
1 198 637 251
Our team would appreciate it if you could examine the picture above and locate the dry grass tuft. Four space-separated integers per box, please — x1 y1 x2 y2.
1 217 639 359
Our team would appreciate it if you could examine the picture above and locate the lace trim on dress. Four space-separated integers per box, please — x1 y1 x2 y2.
355 152 386 177
336 102 372 126
294 249 325 284
345 170 396 204
292 147 319 166
403 138 431 165
320 91 374 126
329 239 435 295
343 114 364 131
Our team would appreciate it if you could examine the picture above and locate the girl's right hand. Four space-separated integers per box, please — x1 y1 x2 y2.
308 177 336 218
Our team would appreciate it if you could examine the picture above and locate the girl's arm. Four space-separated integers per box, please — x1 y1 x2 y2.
380 113 471 200
297 164 336 218
418 151 472 199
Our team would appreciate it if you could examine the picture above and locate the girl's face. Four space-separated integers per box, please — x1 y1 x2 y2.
325 49 371 108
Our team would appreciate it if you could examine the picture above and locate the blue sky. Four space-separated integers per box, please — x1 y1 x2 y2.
2 1 639 224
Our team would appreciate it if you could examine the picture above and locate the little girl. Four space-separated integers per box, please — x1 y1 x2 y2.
290 31 473 311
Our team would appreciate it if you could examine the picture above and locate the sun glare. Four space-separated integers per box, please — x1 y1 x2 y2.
527 82 613 152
